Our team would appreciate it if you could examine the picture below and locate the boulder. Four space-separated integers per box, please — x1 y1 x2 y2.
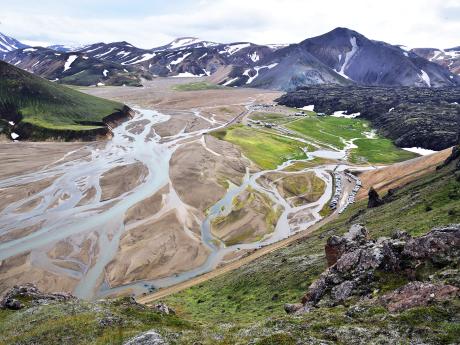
367 187 383 208
123 330 166 345
151 303 175 315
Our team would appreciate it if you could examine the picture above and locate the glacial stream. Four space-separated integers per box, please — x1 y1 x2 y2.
0 107 367 299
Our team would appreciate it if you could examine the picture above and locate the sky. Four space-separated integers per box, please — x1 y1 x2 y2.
0 0 459 49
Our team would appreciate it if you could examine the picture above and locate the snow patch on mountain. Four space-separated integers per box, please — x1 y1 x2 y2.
63 55 78 72
336 37 358 79
246 63 278 84
198 53 207 60
249 52 259 62
419 70 431 87
95 47 117 58
221 43 251 56
130 53 156 64
402 147 437 156
223 77 239 86
172 72 204 78
332 110 361 118
170 52 192 65
169 37 202 49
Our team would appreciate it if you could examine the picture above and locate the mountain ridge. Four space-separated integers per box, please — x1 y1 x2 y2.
0 28 459 90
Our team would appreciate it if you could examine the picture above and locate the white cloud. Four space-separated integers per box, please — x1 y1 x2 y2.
0 0 459 49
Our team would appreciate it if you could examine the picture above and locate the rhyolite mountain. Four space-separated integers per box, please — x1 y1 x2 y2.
1 46 151 86
79 39 276 77
0 32 29 53
412 46 460 76
0 28 459 90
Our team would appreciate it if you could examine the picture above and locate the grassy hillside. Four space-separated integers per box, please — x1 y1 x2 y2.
0 61 128 140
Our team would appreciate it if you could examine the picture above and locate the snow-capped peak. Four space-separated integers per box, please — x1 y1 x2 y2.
154 37 219 51
169 37 203 49
0 32 29 53
47 44 87 53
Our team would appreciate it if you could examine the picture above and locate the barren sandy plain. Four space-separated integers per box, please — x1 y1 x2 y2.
0 78 285 297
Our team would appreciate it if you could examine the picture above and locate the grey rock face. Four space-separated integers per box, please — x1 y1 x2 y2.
123 330 166 345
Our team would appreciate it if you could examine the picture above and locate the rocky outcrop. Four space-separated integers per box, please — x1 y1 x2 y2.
367 187 383 208
324 224 369 267
379 281 458 312
285 224 460 314
151 303 176 315
103 105 134 129
0 283 74 310
123 330 166 345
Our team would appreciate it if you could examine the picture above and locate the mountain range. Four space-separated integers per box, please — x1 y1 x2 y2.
1 28 459 90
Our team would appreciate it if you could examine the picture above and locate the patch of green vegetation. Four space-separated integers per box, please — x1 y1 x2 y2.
0 61 124 135
210 125 308 169
351 138 417 164
282 158 334 172
172 82 225 91
285 116 368 149
398 302 460 344
279 172 326 206
212 187 281 246
319 203 333 217
255 333 296 345
249 112 296 125
0 298 191 345
284 116 415 164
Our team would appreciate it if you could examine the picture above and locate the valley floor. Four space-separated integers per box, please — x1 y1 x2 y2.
0 77 435 301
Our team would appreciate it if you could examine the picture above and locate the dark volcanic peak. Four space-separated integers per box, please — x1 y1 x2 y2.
0 32 29 53
218 27 459 90
299 27 458 87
